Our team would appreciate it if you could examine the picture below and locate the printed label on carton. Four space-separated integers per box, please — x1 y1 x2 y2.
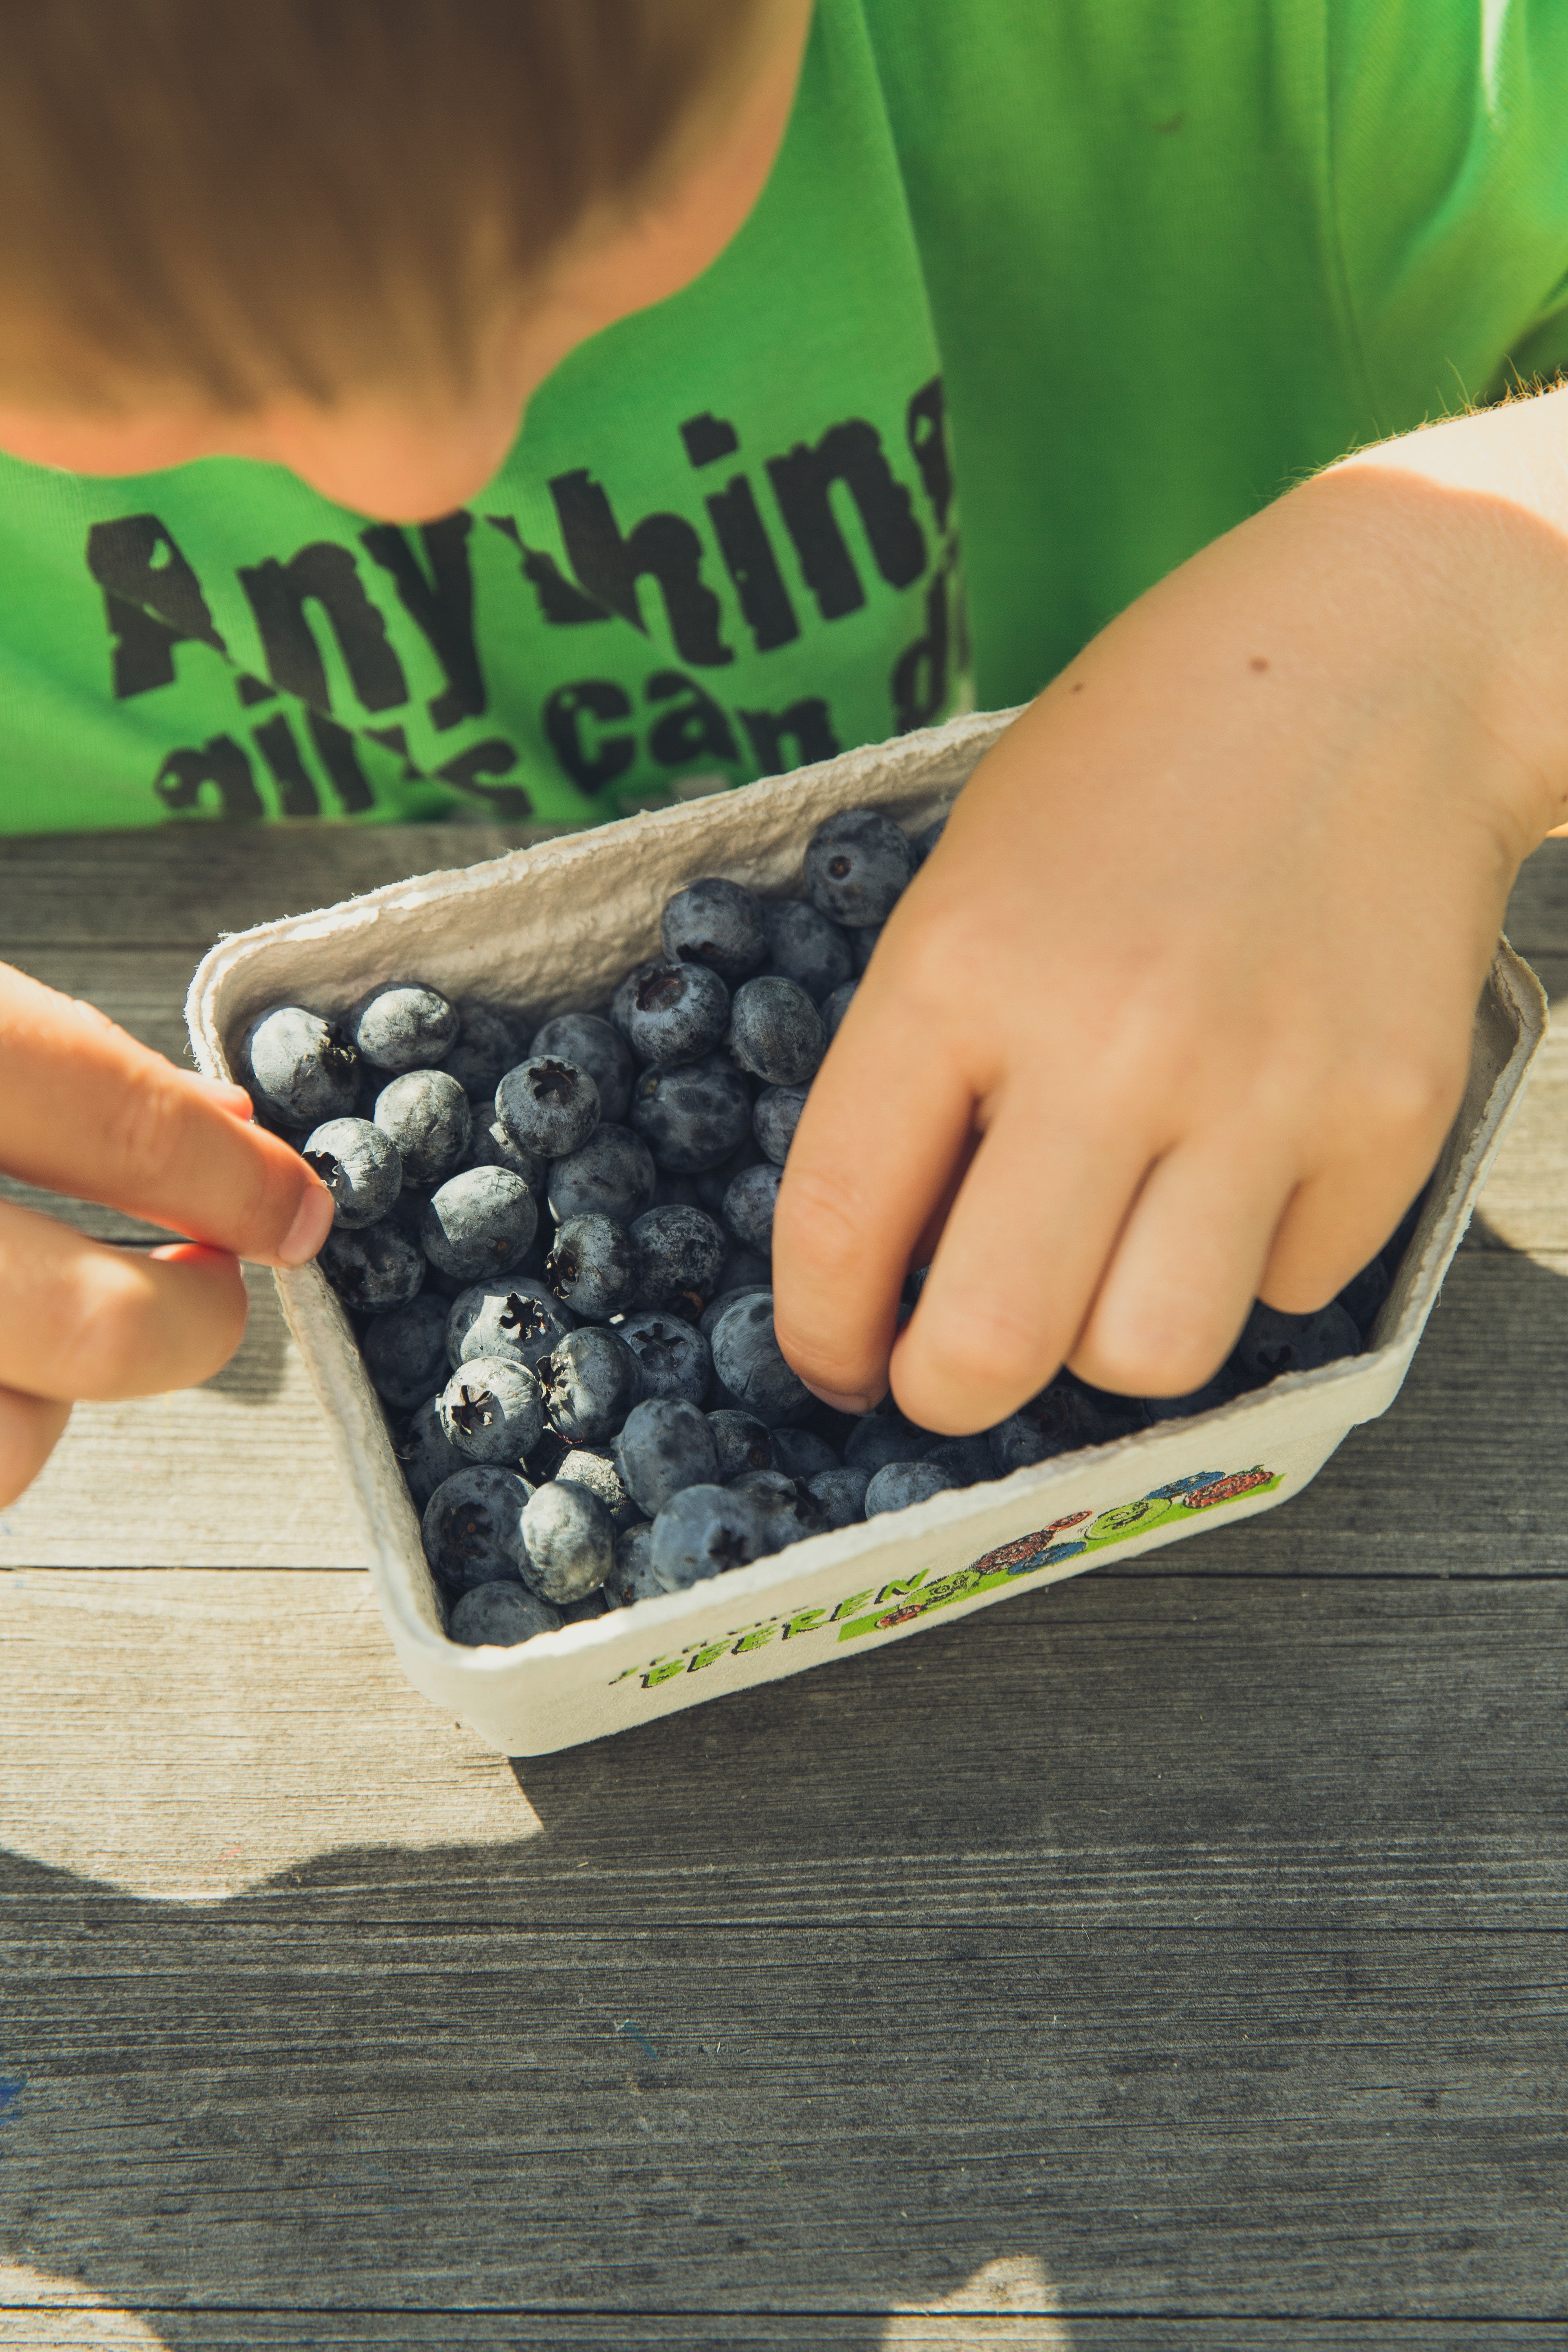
613 1463 1281 1692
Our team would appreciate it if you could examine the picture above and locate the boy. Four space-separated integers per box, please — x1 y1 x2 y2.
0 0 1564 1504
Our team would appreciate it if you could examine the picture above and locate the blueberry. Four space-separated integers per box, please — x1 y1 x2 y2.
912 815 947 864
753 1085 808 1166
710 1293 812 1426
727 975 825 1087
864 1460 959 1516
449 1580 561 1647
1142 1363 1248 1423
628 1203 728 1316
762 898 853 1003
770 1428 840 1480
303 1116 402 1229
546 1214 642 1322
347 981 458 1073
560 1590 610 1623
542 1325 644 1445
612 958 731 1068
438 1354 545 1463
421 1464 532 1595
652 1171 704 1209
320 1218 426 1312
605 1522 662 1607
822 979 858 1039
618 1310 712 1405
395 1394 465 1508
807 1464 870 1527
804 806 915 927
986 1380 1105 1474
649 1482 773 1592
440 1000 522 1102
921 1434 993 1488
374 1068 472 1186
844 1417 929 1475
707 1408 777 1480
520 1479 616 1602
722 1163 782 1255
660 877 770 987
698 1285 771 1344
241 1004 358 1129
546 1124 656 1227
1231 1301 1362 1385
715 1240 771 1297
728 1466 830 1550
495 1054 601 1164
630 1054 753 1174
615 1396 720 1516
1338 1255 1392 1341
849 925 881 975
554 1446 641 1531
419 1166 537 1282
528 1014 635 1125
694 1132 764 1217
448 1278 576 1373
466 1115 547 1193
362 1294 450 1412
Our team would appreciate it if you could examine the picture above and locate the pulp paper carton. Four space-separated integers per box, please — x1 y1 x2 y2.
186 709 1547 1755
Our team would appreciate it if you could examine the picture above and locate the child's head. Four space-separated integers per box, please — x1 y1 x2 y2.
0 0 809 516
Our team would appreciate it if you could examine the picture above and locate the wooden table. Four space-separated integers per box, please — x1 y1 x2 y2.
1 824 1564 2350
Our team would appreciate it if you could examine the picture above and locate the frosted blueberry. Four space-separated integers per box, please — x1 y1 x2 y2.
374 1067 472 1186
849 925 881 975
520 1478 617 1602
546 1124 656 1227
727 974 824 1087
615 1396 720 1517
449 1581 561 1647
843 1417 929 1475
921 1434 993 1488
660 877 770 987
770 1428 840 1481
803 806 915 926
822 979 858 1040
806 1464 871 1527
710 1293 811 1427
612 958 731 1068
1142 1364 1247 1423
554 1446 641 1531
650 1482 773 1592
546 1213 642 1322
528 1013 635 1125
753 1085 808 1166
722 1162 782 1256
630 1055 752 1174
628 1203 728 1317
618 1310 711 1407
762 898 853 1003
1338 1256 1391 1341
728 1466 830 1550
395 1395 465 1508
303 1116 402 1229
362 1294 450 1412
347 981 458 1073
912 815 947 864
542 1325 644 1446
320 1218 426 1313
605 1522 662 1608
1231 1301 1361 1385
560 1590 610 1622
438 1354 545 1463
466 1115 547 1193
707 1408 776 1480
495 1055 601 1161
241 1005 358 1129
864 1460 959 1516
440 1000 522 1102
715 1240 771 1297
419 1166 538 1282
421 1465 532 1595
697 1285 771 1344
448 1278 575 1373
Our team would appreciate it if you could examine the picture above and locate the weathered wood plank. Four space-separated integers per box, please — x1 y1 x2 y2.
2 1570 1564 1923
2 2319 1555 2352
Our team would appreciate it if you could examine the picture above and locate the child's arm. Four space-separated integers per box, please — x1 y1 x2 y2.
774 384 1568 1432
0 967 332 1501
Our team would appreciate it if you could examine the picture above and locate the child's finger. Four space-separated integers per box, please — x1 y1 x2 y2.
1259 1145 1442 1314
0 964 332 1266
0 1386 71 1508
771 1011 977 1412
888 1096 1157 1435
0 1203 249 1401
1066 1132 1296 1397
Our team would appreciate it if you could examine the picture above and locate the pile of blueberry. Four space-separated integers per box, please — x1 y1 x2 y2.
238 803 1401 1650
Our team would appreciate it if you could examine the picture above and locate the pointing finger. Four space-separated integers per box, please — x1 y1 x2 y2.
0 1202 250 1401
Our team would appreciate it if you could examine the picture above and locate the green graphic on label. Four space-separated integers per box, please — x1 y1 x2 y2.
613 1464 1281 1690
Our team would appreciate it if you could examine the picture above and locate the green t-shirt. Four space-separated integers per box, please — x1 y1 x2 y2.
1 0 1566 833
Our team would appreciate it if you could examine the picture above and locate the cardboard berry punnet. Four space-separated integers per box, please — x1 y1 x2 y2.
187 709 1547 1755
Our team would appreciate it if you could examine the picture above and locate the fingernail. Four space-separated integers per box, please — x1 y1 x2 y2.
278 1183 335 1267
212 1082 255 1120
804 1380 875 1415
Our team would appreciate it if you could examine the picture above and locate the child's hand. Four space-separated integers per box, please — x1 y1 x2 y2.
0 966 333 1503
774 434 1568 1434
